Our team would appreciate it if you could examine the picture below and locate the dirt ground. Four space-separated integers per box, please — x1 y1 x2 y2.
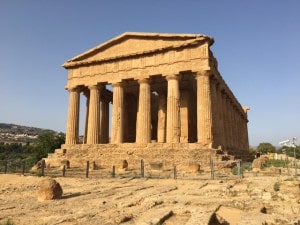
0 174 299 225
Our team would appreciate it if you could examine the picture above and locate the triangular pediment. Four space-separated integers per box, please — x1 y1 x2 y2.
63 32 213 68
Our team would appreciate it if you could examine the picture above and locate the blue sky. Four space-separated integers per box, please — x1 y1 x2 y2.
0 0 299 146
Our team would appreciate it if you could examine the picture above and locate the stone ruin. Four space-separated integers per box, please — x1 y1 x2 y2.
45 32 251 171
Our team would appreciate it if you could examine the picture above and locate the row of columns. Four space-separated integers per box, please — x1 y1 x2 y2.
65 85 110 145
65 70 249 151
210 78 249 151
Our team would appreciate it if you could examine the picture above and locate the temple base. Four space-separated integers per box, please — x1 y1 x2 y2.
45 143 251 172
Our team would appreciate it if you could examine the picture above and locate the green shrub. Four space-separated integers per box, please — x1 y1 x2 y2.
273 182 280 192
0 219 14 225
264 159 287 168
232 162 252 175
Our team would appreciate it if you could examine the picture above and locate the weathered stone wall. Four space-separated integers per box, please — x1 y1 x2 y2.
47 143 217 171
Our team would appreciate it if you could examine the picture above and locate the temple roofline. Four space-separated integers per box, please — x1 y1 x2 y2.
62 32 214 68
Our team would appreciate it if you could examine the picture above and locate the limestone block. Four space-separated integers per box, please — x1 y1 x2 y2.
120 160 129 170
60 159 70 169
149 162 163 170
37 177 63 201
188 163 201 173
213 206 242 225
252 156 268 170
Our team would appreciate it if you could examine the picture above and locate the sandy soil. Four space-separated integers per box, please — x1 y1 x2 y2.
0 174 299 225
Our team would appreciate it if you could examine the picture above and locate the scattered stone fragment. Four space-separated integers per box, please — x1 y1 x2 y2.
188 163 201 173
37 177 63 201
260 206 267 214
214 206 242 225
60 159 70 169
120 160 128 170
252 156 268 170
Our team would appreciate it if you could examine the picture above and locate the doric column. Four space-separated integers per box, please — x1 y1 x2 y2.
210 78 219 148
86 85 101 144
111 82 124 143
65 87 80 145
180 90 189 143
237 112 243 151
244 119 250 151
232 105 238 151
157 93 167 143
83 90 89 144
196 70 213 147
221 91 228 149
166 74 180 143
227 99 234 150
100 98 109 143
136 78 151 143
217 85 225 149
242 107 250 151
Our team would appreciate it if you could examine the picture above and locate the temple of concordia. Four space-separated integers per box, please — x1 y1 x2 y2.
46 32 250 171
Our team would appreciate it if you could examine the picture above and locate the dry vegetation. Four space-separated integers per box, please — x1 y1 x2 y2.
0 173 299 225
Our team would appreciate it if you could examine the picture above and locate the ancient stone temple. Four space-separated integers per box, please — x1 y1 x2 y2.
47 32 250 170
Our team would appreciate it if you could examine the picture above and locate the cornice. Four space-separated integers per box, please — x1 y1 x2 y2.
63 35 212 69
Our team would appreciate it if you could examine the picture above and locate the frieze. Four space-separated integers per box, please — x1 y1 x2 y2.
67 46 209 83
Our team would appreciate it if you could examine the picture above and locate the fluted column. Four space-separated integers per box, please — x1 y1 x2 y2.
86 85 101 144
232 106 238 151
237 113 243 151
83 91 90 144
166 74 180 143
111 82 124 143
221 91 228 149
157 93 167 143
196 70 213 147
65 87 80 144
136 79 151 143
227 100 234 150
100 99 109 143
217 85 225 149
210 78 219 148
244 119 250 151
180 90 189 143
242 107 250 151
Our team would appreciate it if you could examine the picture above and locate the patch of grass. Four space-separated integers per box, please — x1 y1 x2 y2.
229 190 238 197
284 177 294 181
232 162 252 175
36 170 43 177
0 219 14 225
264 159 288 168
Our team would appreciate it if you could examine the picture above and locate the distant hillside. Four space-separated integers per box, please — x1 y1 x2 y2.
0 123 58 143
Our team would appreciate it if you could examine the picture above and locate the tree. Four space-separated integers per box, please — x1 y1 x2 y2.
249 146 257 157
32 132 65 163
278 146 300 159
257 142 276 154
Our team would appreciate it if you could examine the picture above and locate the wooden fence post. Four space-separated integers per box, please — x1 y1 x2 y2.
141 159 144 178
62 165 66 177
173 166 177 180
210 159 215 180
237 160 242 180
86 161 90 178
112 165 115 178
240 160 243 179
286 155 290 175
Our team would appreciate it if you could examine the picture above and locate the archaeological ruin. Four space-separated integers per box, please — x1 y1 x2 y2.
46 32 250 170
